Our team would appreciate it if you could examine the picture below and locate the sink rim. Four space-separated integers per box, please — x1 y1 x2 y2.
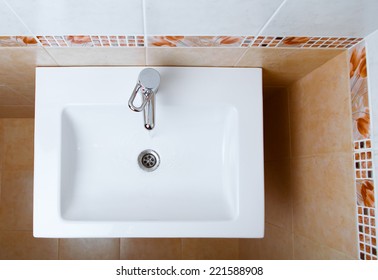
33 66 264 238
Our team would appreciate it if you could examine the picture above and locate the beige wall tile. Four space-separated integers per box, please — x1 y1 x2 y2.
46 48 146 66
291 153 357 258
239 223 293 260
289 52 353 157
0 86 32 105
147 47 245 67
182 238 238 260
264 160 292 231
120 238 181 260
0 230 58 260
237 48 343 87
0 169 33 230
5 83 35 103
0 106 34 118
263 87 290 161
294 234 355 260
0 119 2 200
3 119 34 170
59 238 120 260
0 47 57 85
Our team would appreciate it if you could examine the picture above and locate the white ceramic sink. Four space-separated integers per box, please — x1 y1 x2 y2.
34 67 264 237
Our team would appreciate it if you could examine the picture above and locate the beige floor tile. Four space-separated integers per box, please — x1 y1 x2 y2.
182 238 238 260
147 47 245 67
0 230 58 260
263 87 290 161
2 119 34 170
291 153 357 257
237 48 343 86
239 223 293 260
293 234 356 259
0 106 34 118
264 160 292 231
59 238 120 260
0 169 33 230
288 52 352 157
0 119 3 199
0 86 32 105
3 83 35 104
120 238 181 260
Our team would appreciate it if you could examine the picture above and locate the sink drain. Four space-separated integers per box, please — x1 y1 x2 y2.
138 149 160 172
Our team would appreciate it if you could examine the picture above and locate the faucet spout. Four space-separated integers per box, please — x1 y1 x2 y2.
128 68 160 130
144 92 155 130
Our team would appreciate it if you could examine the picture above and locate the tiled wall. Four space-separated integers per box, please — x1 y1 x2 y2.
0 52 375 259
348 42 377 260
240 53 358 259
0 0 377 261
1 0 378 37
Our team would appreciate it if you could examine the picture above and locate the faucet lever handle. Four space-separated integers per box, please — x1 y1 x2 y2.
128 83 151 112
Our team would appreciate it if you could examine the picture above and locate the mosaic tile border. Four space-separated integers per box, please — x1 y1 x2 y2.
358 206 377 260
37 35 145 47
349 42 377 260
148 35 363 49
0 35 363 49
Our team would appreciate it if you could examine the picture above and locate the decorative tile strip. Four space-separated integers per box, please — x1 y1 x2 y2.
36 35 145 47
0 36 39 47
349 42 377 260
350 43 370 141
358 206 377 260
147 35 363 49
0 35 363 49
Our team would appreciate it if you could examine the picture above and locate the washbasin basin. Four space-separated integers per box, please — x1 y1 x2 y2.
34 67 264 237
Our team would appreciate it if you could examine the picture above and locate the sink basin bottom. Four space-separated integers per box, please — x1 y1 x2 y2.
61 104 239 222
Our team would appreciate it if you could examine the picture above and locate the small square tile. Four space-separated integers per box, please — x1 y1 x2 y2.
365 235 371 244
359 234 364 242
366 245 371 253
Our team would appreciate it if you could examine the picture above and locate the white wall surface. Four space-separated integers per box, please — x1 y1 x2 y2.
1 0 378 37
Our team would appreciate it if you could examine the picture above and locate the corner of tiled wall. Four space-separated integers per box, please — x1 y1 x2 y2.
349 38 378 260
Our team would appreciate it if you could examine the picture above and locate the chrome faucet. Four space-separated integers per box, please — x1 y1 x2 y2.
128 68 160 130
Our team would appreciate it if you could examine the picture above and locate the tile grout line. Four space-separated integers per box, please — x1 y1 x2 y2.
255 0 287 37
118 238 121 260
233 47 249 67
57 238 60 260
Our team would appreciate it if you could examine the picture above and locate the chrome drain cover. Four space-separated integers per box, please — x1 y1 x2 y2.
138 149 160 172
